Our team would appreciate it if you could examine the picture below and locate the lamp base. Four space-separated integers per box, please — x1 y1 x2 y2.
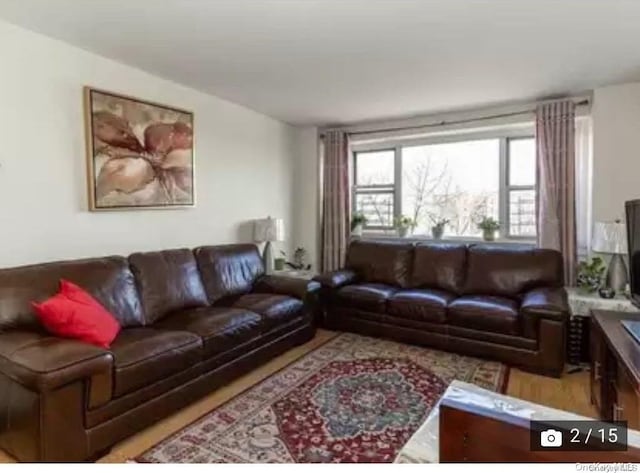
263 241 274 274
606 253 628 293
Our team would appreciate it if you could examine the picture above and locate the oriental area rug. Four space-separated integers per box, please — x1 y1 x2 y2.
136 333 508 463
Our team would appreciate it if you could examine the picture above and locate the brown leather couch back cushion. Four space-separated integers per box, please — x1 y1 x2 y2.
194 244 264 303
411 242 467 294
0 256 144 331
129 249 208 324
346 240 414 287
464 245 563 297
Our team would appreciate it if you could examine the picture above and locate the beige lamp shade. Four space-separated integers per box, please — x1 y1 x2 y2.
253 217 285 242
592 221 628 254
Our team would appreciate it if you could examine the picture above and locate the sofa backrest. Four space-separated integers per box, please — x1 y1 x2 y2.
0 256 144 331
129 248 208 324
346 240 414 287
464 245 563 297
411 242 467 294
194 244 264 303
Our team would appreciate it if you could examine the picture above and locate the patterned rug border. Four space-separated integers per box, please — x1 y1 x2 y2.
133 332 510 462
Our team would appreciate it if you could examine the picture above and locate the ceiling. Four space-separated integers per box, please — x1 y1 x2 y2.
1 0 640 126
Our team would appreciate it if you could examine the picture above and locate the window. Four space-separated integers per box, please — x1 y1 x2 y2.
506 138 536 237
402 139 500 238
353 150 396 229
352 132 536 239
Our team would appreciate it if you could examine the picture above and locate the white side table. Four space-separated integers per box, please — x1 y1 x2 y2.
565 287 636 316
565 287 637 367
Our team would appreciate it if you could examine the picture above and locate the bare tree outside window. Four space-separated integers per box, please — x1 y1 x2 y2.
353 134 535 239
402 157 451 224
402 140 500 237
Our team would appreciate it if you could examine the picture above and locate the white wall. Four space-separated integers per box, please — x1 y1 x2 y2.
291 127 320 269
0 20 297 267
592 81 640 222
292 86 640 267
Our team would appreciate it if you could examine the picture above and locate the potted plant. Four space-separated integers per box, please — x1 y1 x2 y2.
577 257 606 294
395 215 416 238
279 248 312 271
477 216 500 241
351 213 367 237
430 217 449 240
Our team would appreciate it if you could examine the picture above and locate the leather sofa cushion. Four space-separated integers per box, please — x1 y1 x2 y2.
129 249 208 324
411 243 467 294
388 289 455 323
346 240 413 287
195 245 264 303
448 295 520 335
0 256 144 331
232 294 303 331
464 245 563 297
155 307 262 359
335 283 396 313
110 328 202 397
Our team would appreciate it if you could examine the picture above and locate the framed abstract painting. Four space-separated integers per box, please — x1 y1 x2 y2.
84 87 195 211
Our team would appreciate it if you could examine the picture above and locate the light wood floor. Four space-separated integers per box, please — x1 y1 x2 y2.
0 329 596 463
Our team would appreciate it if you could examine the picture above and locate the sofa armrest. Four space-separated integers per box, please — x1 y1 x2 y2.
0 331 113 393
520 287 570 321
313 269 358 289
254 275 321 300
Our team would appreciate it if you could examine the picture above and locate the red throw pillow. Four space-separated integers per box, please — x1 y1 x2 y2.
32 280 121 348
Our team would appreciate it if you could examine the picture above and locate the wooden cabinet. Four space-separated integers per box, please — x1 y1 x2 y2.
590 318 604 412
591 310 640 426
616 366 640 428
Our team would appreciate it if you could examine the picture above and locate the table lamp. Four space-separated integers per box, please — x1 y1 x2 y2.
592 220 628 292
253 217 285 273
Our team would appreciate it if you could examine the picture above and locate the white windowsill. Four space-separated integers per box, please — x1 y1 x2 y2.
357 232 536 247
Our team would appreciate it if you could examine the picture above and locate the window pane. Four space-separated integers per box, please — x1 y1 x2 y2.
401 139 500 237
509 189 536 237
355 192 394 227
355 150 395 186
509 138 535 186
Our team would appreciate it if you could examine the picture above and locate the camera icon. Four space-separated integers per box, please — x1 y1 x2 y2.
540 428 563 448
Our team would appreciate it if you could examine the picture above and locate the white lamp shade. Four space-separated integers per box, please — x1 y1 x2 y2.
592 221 627 254
253 217 285 242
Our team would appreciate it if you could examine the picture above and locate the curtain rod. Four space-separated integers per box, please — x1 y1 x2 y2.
322 98 590 138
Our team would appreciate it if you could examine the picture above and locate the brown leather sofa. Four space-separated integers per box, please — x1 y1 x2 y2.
315 240 568 377
0 244 319 462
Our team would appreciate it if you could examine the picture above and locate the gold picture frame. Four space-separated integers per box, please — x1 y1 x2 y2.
83 87 195 211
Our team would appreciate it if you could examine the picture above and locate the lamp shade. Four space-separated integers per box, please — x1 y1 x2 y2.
253 217 285 242
592 221 627 254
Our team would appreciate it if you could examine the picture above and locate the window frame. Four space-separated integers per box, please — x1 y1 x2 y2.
504 136 537 239
352 147 398 230
351 127 536 241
